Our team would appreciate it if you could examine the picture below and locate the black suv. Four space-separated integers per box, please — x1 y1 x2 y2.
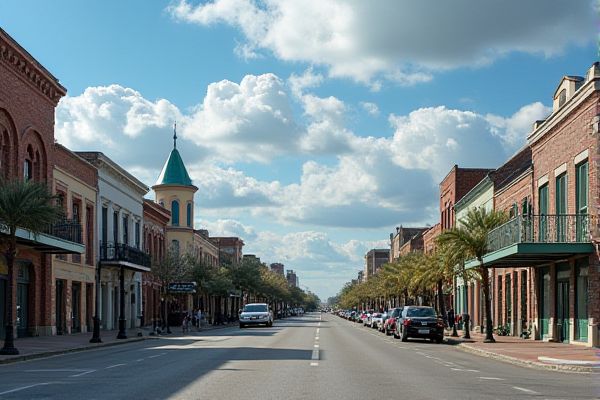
396 306 444 343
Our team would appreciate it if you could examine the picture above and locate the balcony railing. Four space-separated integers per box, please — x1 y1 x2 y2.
100 241 151 268
43 218 83 244
486 214 591 254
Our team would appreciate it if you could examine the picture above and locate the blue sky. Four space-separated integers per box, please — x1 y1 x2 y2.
2 0 598 299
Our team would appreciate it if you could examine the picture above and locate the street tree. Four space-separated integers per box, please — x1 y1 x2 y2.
0 179 62 354
437 207 508 343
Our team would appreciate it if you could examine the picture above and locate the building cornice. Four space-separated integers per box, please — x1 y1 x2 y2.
528 79 599 145
0 28 66 105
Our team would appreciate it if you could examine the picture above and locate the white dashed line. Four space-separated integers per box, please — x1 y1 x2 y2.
512 386 540 395
479 377 505 381
105 363 127 369
69 370 96 378
310 362 319 366
314 344 319 348
135 359 144 362
148 353 167 359
451 368 480 373
0 382 62 396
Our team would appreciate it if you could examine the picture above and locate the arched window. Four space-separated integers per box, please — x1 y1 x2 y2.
171 200 179 226
186 203 192 228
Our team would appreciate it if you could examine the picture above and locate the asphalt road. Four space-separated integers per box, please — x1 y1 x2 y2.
0 313 598 399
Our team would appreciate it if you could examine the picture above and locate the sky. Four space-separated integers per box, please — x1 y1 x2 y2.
1 0 598 300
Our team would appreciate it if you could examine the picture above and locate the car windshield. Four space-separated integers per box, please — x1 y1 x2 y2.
391 309 401 317
243 305 268 313
406 308 436 318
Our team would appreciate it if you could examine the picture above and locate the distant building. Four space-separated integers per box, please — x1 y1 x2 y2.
270 263 284 276
286 270 299 287
389 226 429 262
364 249 389 280
357 270 364 283
243 254 261 264
212 237 244 265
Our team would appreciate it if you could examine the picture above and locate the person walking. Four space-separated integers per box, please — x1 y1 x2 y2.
196 309 203 331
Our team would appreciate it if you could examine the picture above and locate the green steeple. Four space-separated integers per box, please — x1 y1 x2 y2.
155 124 193 186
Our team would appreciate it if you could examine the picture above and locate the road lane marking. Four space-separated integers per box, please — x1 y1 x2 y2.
512 386 540 395
148 353 167 358
479 377 505 381
0 382 62 396
315 336 319 340
316 328 320 334
69 370 96 378
314 344 319 348
26 369 87 373
451 368 480 372
310 362 319 366
135 359 144 362
105 363 127 369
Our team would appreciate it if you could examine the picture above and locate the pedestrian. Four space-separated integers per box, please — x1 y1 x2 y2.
447 307 455 329
196 309 203 330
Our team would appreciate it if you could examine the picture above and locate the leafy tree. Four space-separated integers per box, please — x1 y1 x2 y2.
437 207 508 342
0 179 62 355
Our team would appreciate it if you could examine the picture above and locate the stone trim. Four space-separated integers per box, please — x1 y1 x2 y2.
574 149 589 165
0 32 66 105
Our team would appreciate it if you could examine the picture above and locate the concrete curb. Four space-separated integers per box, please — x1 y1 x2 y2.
447 339 598 373
0 336 155 365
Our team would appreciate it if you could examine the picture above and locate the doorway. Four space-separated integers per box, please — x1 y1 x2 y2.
575 259 589 341
72 282 81 333
557 280 570 343
86 283 93 332
0 277 6 338
56 279 66 335
16 265 30 337
539 267 550 339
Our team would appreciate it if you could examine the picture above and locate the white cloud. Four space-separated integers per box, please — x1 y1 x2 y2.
288 67 324 98
360 101 379 116
182 73 301 163
486 102 551 148
169 0 595 86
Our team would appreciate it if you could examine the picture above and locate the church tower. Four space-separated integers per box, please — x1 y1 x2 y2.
153 125 198 254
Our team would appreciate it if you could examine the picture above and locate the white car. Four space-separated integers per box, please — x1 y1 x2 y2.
239 303 274 328
370 312 385 329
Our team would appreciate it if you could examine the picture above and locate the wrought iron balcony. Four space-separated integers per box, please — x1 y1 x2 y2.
100 241 151 269
487 214 591 254
44 218 83 244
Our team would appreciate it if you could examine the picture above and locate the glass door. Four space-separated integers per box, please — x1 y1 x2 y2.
16 283 28 337
539 267 550 338
0 278 5 338
557 280 570 343
72 283 81 333
576 259 589 341
576 161 589 242
56 280 65 335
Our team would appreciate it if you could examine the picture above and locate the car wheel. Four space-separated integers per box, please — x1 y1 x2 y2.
268 321 273 327
240 324 245 329
401 327 408 342
385 328 391 336
436 336 443 344
393 329 400 339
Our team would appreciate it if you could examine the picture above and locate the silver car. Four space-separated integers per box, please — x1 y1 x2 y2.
239 303 274 328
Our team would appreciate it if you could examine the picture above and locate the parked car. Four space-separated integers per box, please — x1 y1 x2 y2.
377 312 388 332
384 307 403 336
239 303 274 328
370 312 384 329
358 312 369 324
396 306 444 343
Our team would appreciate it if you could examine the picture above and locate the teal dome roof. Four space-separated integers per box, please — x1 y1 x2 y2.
156 148 193 186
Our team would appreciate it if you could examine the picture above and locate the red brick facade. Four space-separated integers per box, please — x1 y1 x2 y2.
0 28 66 337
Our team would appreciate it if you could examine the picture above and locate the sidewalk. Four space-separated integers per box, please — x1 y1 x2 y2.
0 323 237 365
447 329 600 373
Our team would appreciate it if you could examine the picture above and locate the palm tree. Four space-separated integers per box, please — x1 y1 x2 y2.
0 179 62 354
437 207 508 343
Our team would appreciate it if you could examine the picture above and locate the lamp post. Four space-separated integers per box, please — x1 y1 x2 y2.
89 261 102 343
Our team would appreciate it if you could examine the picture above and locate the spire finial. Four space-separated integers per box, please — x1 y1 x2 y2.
173 121 177 149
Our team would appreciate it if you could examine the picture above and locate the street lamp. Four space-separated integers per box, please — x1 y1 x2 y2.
90 261 102 343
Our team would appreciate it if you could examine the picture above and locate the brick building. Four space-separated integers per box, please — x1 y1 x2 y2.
142 199 170 328
461 62 600 347
212 237 244 265
364 249 390 280
270 263 284 276
52 144 98 335
422 223 441 255
0 28 84 343
389 226 428 262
